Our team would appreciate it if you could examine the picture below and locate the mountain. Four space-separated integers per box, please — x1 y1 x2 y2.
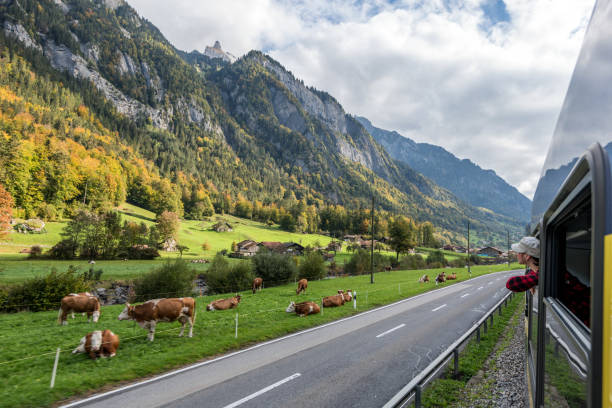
0 0 523 245
357 117 531 223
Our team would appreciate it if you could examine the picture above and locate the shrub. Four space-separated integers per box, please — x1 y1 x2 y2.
28 245 43 258
48 240 78 259
345 250 390 275
202 241 211 251
399 254 427 270
132 260 196 301
426 250 447 266
126 245 160 260
205 254 253 294
450 258 466 268
252 250 297 285
0 267 90 312
298 252 326 280
82 267 103 282
37 203 58 221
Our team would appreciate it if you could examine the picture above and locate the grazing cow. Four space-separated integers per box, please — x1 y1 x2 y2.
72 330 119 360
384 266 392 272
296 279 308 295
252 278 263 294
446 273 457 280
206 294 241 311
339 290 353 302
58 293 100 325
418 274 430 283
323 293 345 307
118 297 196 341
285 301 320 317
435 272 446 285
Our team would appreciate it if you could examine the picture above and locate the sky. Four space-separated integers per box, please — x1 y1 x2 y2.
128 0 594 199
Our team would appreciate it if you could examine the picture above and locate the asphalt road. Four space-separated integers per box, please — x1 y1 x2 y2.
62 270 521 408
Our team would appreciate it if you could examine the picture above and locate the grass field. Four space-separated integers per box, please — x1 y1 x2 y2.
0 263 521 408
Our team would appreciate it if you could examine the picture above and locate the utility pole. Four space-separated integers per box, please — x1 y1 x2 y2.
467 221 471 276
370 190 375 284
507 230 510 268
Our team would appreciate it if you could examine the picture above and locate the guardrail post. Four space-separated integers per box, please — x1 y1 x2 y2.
415 385 422 408
554 341 559 356
490 314 493 326
453 349 459 378
484 319 488 334
498 305 502 316
477 326 480 342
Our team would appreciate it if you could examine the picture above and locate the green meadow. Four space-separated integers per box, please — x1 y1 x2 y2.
0 263 520 408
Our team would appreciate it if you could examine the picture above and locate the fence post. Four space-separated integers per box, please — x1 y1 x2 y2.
235 313 238 339
477 326 480 342
453 348 459 378
366 291 368 307
321 298 324 315
50 347 60 388
399 284 401 294
415 384 422 408
353 291 357 309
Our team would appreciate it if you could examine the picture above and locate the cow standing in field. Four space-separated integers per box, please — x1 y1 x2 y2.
58 293 100 325
446 273 457 280
118 297 196 341
323 293 345 307
286 301 320 317
339 290 353 302
252 278 263 294
72 330 119 360
206 294 241 311
296 279 308 295
419 275 430 283
435 272 446 285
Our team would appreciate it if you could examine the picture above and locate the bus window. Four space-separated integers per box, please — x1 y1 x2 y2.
552 198 591 328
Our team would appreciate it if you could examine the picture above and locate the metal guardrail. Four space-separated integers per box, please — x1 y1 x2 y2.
383 290 515 408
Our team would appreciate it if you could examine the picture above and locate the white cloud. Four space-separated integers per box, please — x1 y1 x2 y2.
127 0 594 199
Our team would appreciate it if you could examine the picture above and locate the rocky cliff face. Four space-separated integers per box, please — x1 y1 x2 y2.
204 41 236 63
357 116 532 222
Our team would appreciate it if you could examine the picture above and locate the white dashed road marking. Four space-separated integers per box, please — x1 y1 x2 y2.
488 282 493 285
376 324 406 338
222 373 301 408
432 304 447 312
461 293 470 298
478 286 484 290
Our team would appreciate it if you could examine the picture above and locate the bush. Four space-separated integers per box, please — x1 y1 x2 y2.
0 267 90 312
344 250 391 275
298 252 326 280
37 203 58 221
28 245 43 258
252 250 297 285
205 254 253 294
132 260 196 301
426 250 447 266
450 258 466 268
82 267 103 282
126 245 160 260
399 254 427 270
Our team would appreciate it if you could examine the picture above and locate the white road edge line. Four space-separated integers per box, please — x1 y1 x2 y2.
432 304 447 312
222 373 301 408
376 324 406 338
60 269 516 408
461 293 470 298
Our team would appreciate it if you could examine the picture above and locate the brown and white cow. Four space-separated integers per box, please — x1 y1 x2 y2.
435 272 446 285
339 290 353 302
446 273 457 280
286 301 320 317
58 293 100 325
118 297 196 341
296 279 308 295
252 278 263 294
72 329 119 360
206 294 241 311
323 293 345 307
419 274 430 283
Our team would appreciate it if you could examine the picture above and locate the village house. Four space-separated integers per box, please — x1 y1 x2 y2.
343 234 362 242
235 240 259 257
211 221 233 232
477 246 503 257
258 241 305 256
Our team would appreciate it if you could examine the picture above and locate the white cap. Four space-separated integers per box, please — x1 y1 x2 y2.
511 236 539 258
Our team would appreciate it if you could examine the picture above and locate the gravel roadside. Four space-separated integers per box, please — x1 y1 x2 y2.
455 300 528 408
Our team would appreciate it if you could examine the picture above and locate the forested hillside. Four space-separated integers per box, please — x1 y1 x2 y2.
0 0 523 246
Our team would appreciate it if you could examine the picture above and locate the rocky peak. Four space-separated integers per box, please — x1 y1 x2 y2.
204 41 236 63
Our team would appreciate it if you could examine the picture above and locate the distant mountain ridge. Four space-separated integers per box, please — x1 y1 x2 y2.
357 117 531 222
0 0 524 245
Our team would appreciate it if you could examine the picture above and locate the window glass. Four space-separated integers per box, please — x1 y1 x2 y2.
554 200 591 328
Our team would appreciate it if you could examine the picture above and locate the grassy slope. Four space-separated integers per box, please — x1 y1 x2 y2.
0 264 521 408
0 203 336 283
